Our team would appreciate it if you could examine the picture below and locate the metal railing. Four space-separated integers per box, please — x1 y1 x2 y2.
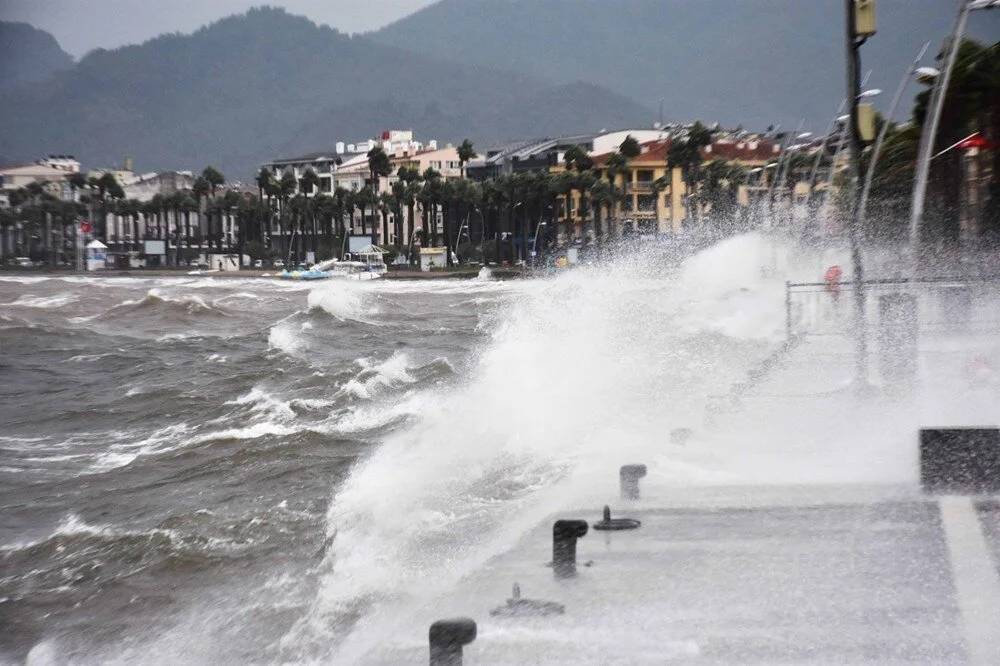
785 275 1000 339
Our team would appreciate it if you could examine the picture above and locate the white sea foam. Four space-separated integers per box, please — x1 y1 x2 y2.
117 287 216 314
65 352 114 363
267 321 303 356
339 352 416 400
306 282 376 322
284 231 969 662
89 424 193 472
188 421 300 444
228 386 296 420
6 293 79 308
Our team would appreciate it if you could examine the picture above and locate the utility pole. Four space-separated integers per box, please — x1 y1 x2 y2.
846 0 875 389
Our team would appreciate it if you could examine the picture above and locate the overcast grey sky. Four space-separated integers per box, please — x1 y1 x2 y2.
0 0 437 58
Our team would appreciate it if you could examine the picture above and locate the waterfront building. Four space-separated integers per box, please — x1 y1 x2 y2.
554 131 782 238
262 131 453 248
0 159 79 203
466 135 595 181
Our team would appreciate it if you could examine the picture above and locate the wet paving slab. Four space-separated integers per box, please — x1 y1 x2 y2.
361 487 996 664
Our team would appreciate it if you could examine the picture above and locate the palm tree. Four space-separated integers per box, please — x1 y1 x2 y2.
378 192 394 247
421 168 443 247
590 179 615 239
605 152 627 236
548 171 574 244
457 139 477 180
397 166 422 254
162 192 180 265
255 168 274 246
288 194 310 264
67 172 87 203
354 186 377 246
300 167 320 197
177 193 198 265
311 193 335 258
121 198 142 250
277 170 297 256
667 121 714 226
366 146 392 195
332 186 350 256
192 176 210 252
143 198 161 242
202 166 225 196
699 160 747 234
390 180 406 250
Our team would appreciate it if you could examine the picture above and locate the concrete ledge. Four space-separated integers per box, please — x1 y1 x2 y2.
920 428 1000 494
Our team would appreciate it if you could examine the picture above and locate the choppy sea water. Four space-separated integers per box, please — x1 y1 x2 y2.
0 264 509 658
8 233 989 664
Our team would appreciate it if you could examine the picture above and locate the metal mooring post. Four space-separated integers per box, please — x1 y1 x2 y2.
552 519 588 578
429 617 477 666
620 464 647 500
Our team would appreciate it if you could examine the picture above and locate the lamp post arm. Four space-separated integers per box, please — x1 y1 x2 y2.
857 41 930 226
910 2 971 262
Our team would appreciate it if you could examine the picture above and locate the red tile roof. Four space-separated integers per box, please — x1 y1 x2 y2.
590 137 780 167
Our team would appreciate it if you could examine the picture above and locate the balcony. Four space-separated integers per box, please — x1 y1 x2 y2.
627 181 655 193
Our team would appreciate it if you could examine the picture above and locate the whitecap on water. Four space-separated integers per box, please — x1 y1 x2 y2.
5 293 79 309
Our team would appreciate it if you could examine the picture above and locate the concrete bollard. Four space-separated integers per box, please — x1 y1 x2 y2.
920 428 1000 493
429 618 477 666
620 464 647 500
552 519 588 578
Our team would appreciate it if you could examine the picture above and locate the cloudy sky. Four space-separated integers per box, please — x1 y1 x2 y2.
0 0 437 58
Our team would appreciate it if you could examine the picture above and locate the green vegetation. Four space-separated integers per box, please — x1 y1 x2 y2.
0 8 649 177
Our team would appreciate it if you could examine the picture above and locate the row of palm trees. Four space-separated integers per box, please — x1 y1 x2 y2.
0 166 239 266
237 131 754 267
2 129 758 267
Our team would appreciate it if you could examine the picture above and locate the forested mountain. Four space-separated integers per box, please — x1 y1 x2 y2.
0 7 650 177
0 21 73 90
373 0 1000 132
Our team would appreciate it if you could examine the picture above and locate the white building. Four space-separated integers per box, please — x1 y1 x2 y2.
120 171 195 202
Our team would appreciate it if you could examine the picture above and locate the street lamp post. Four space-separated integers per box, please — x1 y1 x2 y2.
845 0 876 390
768 121 804 213
504 201 522 266
856 42 931 232
532 221 547 268
909 0 999 264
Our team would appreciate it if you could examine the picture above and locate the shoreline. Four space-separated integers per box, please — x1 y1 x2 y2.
0 266 528 280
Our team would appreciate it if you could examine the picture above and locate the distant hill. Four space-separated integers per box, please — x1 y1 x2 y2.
0 7 651 178
0 21 73 90
373 0 1000 132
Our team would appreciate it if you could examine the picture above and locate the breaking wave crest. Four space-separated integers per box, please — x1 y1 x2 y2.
108 288 227 317
5 293 79 309
283 232 802 661
339 353 417 400
306 283 377 322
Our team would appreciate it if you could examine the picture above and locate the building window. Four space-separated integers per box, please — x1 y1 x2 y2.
637 170 654 183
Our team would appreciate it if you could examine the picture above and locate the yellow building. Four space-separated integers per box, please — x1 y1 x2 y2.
554 136 782 237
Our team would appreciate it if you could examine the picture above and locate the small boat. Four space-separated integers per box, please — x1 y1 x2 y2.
312 247 388 281
278 268 331 280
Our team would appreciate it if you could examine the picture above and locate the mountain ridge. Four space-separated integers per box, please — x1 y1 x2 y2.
0 21 74 91
0 7 652 178
372 0 1000 133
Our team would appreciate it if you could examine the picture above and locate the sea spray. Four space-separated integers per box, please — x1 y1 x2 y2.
284 232 804 661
